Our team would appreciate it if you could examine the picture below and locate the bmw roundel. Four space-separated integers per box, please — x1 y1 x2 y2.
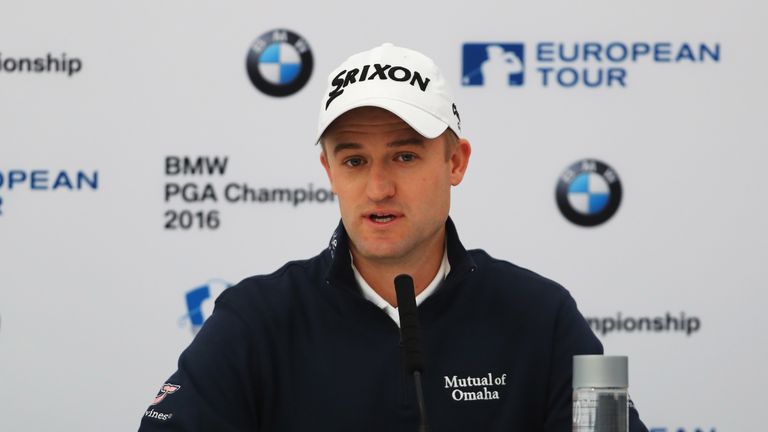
556 159 622 227
246 29 313 97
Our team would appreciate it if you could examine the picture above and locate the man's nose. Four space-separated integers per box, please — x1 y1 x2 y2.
365 162 395 202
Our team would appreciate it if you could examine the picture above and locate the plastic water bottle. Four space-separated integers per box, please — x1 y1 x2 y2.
572 355 629 432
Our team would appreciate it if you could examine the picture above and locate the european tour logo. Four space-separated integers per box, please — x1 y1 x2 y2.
444 372 507 401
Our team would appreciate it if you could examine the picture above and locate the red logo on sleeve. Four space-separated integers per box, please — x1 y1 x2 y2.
152 383 181 405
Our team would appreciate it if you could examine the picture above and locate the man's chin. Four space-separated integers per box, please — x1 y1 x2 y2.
351 243 407 263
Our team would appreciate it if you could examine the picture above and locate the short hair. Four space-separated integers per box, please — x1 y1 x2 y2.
442 129 459 161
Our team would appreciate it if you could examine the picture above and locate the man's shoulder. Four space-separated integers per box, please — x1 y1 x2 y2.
218 249 330 305
462 248 591 333
467 248 571 301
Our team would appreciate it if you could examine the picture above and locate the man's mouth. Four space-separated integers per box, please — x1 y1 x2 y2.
369 214 396 223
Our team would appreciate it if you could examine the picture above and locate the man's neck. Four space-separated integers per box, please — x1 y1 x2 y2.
349 231 446 307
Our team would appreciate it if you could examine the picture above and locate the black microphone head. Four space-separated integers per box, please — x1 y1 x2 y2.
394 274 416 308
394 274 425 373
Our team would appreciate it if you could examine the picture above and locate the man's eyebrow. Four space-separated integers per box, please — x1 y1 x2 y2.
387 137 425 148
331 138 424 155
332 142 363 156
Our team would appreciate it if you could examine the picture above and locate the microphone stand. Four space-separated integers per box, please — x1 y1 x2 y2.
394 274 431 432
414 371 430 432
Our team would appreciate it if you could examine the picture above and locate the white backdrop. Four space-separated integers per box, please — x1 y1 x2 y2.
1 0 766 430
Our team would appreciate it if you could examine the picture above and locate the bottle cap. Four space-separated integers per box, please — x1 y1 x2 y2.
573 355 628 389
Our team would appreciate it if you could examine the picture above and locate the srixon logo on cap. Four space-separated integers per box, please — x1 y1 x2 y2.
325 63 431 109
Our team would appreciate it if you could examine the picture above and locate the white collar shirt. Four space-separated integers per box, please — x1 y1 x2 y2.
351 248 451 327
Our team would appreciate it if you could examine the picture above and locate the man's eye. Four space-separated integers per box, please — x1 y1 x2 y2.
344 158 364 167
396 153 417 162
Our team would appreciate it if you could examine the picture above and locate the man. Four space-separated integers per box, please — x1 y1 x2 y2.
139 43 648 431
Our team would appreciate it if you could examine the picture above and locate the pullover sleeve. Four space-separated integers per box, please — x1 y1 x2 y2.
542 292 649 432
138 295 260 431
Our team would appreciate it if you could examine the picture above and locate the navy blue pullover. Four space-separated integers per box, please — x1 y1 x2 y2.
139 218 648 431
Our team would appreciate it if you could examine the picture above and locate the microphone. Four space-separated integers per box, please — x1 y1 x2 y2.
394 274 430 432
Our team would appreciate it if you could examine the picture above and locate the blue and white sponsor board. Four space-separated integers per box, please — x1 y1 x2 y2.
0 0 764 430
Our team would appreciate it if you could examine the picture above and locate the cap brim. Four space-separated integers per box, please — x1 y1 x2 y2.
316 97 449 143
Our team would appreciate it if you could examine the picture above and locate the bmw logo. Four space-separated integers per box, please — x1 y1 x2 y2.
246 29 313 97
556 159 622 227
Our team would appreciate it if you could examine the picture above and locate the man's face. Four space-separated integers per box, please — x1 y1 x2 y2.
320 107 470 266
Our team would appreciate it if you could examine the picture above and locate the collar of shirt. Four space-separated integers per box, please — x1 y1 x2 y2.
350 247 451 327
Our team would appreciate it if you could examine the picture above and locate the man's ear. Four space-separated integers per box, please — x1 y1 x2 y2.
449 139 472 186
320 151 336 193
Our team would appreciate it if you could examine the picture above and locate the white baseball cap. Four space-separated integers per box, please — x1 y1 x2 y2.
316 43 461 143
